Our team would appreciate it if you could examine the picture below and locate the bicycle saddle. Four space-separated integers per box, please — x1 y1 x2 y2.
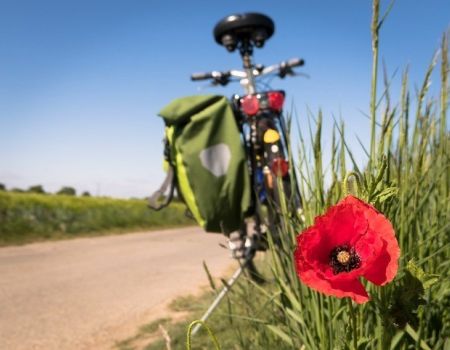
213 13 275 52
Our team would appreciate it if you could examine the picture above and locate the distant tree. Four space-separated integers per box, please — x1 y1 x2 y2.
57 186 76 196
0 183 5 191
11 188 24 193
81 191 91 197
28 185 46 194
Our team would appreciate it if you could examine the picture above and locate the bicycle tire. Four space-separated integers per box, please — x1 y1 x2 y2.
244 258 265 284
233 222 267 283
234 111 301 281
257 113 302 242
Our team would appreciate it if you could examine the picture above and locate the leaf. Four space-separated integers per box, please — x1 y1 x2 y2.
266 325 294 346
404 324 432 350
277 277 303 312
357 337 371 350
387 266 428 328
373 186 398 203
285 307 307 328
406 260 440 289
202 261 217 291
389 331 404 349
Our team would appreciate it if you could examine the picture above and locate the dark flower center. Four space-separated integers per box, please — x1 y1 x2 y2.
329 245 361 274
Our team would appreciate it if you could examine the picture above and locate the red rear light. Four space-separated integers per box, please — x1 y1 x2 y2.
271 157 289 177
268 91 285 111
241 95 259 116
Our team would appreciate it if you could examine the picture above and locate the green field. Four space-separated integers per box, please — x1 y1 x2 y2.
0 191 193 246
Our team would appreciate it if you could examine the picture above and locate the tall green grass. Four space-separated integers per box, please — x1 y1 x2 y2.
186 1 449 349
0 191 193 246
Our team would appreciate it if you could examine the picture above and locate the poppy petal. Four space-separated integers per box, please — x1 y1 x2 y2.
361 206 400 285
353 229 384 269
315 202 368 249
362 234 400 285
298 264 369 304
328 278 370 304
363 241 395 285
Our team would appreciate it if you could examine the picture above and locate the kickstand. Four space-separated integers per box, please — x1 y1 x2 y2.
190 259 249 336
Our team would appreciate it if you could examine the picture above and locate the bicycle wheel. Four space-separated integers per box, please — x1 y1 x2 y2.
256 114 302 241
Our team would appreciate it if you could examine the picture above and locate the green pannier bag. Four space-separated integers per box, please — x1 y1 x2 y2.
149 95 251 234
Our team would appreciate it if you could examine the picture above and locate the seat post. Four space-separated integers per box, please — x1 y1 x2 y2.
240 40 256 94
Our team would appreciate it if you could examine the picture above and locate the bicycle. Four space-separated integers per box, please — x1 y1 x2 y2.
185 12 305 334
190 13 304 276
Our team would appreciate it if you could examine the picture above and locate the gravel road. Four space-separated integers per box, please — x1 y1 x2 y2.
0 227 233 350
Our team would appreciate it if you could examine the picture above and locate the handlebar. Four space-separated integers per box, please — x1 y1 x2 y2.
190 57 305 84
276 58 305 78
191 72 214 81
191 71 231 85
286 57 305 68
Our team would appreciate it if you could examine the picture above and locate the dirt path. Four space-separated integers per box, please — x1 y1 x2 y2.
0 227 234 350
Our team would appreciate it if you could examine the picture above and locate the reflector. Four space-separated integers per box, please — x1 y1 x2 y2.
268 91 285 111
271 157 289 177
241 95 259 115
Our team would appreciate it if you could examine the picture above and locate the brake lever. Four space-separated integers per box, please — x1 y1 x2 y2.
278 67 291 79
196 78 233 90
289 72 310 79
196 82 219 91
279 68 310 79
215 76 230 86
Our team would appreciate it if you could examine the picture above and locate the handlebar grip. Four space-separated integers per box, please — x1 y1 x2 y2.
287 58 305 68
191 72 213 81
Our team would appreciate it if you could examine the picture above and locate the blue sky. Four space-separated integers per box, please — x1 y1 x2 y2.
0 0 448 198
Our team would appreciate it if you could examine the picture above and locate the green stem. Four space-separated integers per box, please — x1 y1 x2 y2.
379 287 392 349
369 0 380 173
186 320 221 350
347 299 359 350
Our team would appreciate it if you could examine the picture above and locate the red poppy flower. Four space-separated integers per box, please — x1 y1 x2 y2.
294 195 400 304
